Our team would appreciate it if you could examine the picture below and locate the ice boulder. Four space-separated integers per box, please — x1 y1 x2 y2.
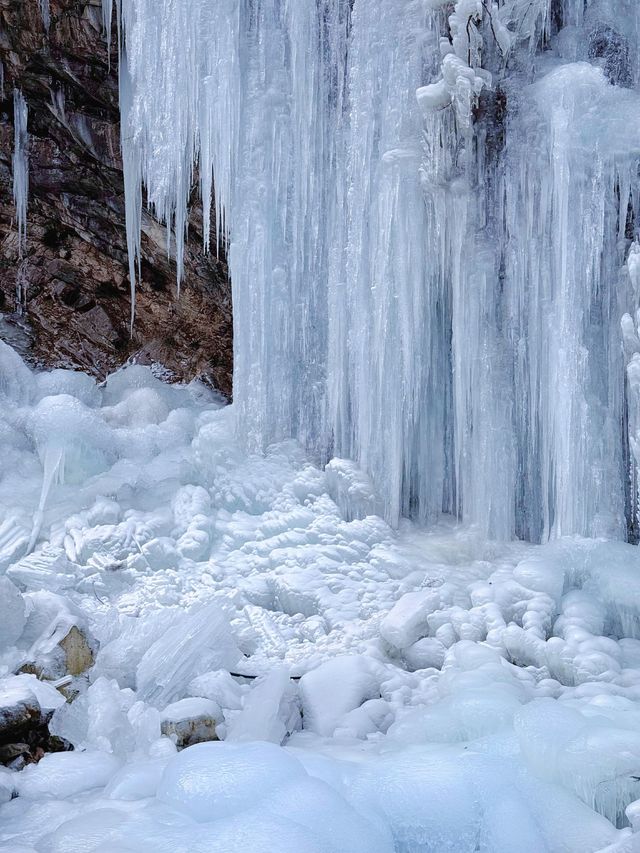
155 740 393 852
35 368 101 407
16 750 121 799
50 676 160 755
380 589 445 651
299 655 381 736
0 339 34 405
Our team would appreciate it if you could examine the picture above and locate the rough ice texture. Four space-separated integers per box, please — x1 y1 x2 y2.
0 348 639 849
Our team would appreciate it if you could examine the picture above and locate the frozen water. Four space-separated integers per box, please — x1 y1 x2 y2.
39 0 50 31
0 347 639 849
4 0 640 848
16 751 121 800
12 90 28 259
106 0 640 542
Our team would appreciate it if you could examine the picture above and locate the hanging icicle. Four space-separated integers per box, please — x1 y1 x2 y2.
12 89 29 259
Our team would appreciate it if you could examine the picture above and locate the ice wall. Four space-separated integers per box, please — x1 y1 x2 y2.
111 0 640 542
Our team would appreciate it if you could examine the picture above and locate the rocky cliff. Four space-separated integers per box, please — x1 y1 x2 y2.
0 0 232 396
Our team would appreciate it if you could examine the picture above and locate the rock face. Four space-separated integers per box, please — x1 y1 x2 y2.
0 0 232 396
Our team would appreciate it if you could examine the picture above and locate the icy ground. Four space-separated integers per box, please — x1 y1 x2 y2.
0 340 639 852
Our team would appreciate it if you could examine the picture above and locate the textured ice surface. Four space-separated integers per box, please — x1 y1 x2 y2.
0 348 638 850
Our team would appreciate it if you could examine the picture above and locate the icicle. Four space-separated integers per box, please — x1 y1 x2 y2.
102 0 113 38
12 90 29 259
118 54 141 334
39 0 50 31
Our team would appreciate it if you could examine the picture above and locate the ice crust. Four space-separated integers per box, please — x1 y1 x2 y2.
0 348 638 850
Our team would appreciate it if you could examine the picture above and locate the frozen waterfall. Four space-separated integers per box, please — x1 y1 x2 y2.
109 0 640 543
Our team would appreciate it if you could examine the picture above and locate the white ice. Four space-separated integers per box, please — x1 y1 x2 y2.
0 346 638 850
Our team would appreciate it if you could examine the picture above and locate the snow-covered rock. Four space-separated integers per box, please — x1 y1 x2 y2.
160 697 220 749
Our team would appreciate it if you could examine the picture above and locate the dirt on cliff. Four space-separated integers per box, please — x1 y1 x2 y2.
0 0 233 396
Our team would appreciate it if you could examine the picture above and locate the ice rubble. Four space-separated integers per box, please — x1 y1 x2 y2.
0 345 638 850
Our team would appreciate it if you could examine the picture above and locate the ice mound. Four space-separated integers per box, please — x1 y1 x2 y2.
16 751 121 800
299 655 382 737
157 740 304 819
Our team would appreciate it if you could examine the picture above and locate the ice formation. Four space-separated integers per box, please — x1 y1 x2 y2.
0 347 639 850
3 0 640 851
109 0 640 542
12 89 28 257
39 0 50 32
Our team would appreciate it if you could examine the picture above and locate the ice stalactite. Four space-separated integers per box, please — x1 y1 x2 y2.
102 0 113 38
12 89 29 259
111 0 640 542
39 0 50 31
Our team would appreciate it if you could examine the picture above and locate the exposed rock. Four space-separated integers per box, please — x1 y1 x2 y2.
0 0 232 396
588 23 633 88
0 676 72 767
58 625 95 677
0 685 41 744
160 697 220 750
18 592 97 681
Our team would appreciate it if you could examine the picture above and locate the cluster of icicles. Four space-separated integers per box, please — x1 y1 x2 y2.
15 0 640 545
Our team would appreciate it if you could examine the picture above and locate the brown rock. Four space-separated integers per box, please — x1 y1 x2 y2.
0 0 233 396
58 625 94 677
